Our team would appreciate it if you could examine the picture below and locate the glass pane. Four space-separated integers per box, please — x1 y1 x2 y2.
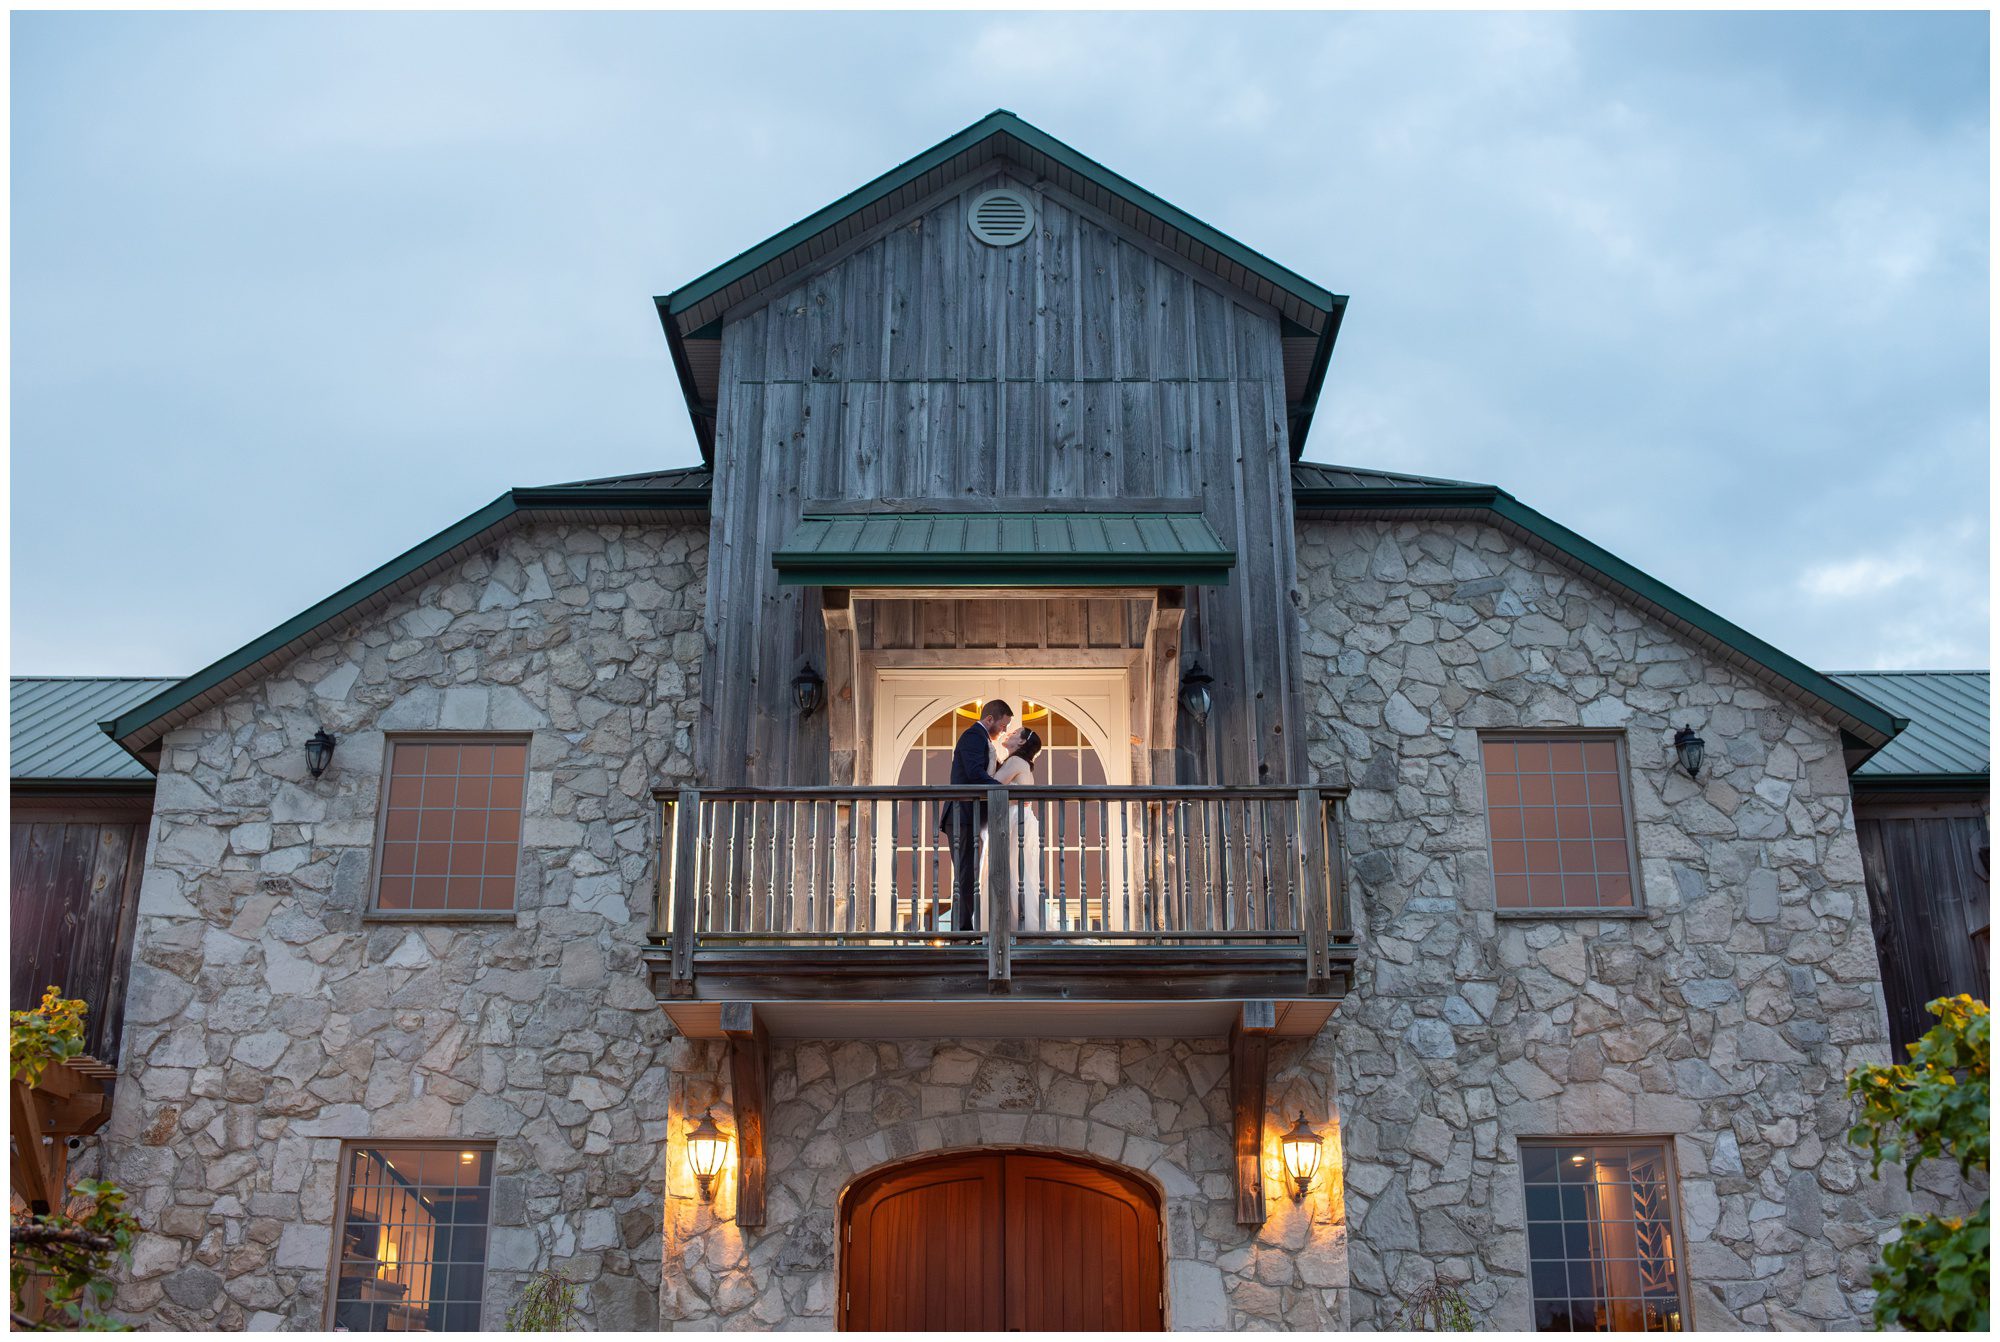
336 1145 493 1333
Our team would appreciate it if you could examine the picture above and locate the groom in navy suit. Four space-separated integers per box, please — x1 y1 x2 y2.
939 699 1012 931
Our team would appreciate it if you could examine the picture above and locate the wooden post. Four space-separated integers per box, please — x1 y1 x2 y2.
720 1003 768 1228
1297 788 1329 989
1230 1001 1276 1225
1144 588 1186 785
985 787 1012 985
669 791 701 991
820 589 859 785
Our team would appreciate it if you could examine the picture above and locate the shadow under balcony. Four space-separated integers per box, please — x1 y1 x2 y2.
644 784 1355 1040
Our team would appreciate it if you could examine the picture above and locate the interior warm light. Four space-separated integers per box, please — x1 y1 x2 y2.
1571 1154 1589 1166
377 1229 399 1280
686 1112 730 1200
460 1151 477 1165
1279 1112 1323 1201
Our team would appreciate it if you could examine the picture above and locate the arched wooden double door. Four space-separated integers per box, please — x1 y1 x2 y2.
840 1152 1165 1332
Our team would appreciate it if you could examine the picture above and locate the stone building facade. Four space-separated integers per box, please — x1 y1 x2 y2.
97 522 706 1329
1295 519 1911 1329
72 110 1954 1335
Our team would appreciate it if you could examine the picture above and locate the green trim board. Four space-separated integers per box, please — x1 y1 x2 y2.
102 477 711 761
1291 468 1906 750
655 110 1346 460
773 511 1235 588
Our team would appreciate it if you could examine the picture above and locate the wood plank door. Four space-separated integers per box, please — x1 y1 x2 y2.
1004 1154 1164 1332
842 1152 1165 1332
844 1154 1006 1331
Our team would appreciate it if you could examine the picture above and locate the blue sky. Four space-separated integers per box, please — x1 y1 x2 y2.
10 9 1989 676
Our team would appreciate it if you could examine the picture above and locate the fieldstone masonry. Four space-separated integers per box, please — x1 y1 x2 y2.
1295 518 1919 1330
99 522 706 1329
90 506 1949 1333
658 1034 1347 1331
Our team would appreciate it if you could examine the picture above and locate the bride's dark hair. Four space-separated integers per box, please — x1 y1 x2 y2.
1012 728 1043 765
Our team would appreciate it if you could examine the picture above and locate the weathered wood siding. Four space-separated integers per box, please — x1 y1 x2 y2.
9 797 151 1064
1856 799 1990 1050
699 166 1300 785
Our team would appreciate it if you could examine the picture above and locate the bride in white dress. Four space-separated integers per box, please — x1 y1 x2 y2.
991 727 1046 931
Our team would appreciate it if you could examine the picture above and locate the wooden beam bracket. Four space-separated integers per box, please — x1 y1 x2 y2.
1229 1001 1276 1226
720 1003 769 1228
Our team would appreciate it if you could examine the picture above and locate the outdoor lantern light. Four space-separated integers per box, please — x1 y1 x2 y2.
1179 663 1215 722
1279 1112 1323 1202
304 729 337 780
685 1112 729 1200
793 664 826 717
1673 725 1706 781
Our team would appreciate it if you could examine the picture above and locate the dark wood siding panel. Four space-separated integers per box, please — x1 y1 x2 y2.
9 815 149 1063
1857 808 1990 1050
701 166 1300 786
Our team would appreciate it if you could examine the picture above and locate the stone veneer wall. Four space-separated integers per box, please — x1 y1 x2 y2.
1295 518 1916 1330
97 522 706 1329
658 1033 1347 1330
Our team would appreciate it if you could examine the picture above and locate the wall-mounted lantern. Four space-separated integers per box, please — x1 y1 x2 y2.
1673 725 1705 781
793 664 826 718
1179 663 1215 723
686 1112 730 1200
305 729 338 780
1279 1112 1323 1202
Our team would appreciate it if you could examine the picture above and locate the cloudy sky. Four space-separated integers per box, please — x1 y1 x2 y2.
10 9 1988 678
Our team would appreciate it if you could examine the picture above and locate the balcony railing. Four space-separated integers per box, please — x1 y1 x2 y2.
648 785 1353 1001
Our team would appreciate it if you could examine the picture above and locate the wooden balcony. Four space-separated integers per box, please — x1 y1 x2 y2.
645 785 1355 1040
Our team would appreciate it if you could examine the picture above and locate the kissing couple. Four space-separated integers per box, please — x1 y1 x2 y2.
936 699 1047 932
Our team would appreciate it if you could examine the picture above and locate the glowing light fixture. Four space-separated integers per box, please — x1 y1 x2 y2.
1279 1112 1323 1201
686 1112 730 1200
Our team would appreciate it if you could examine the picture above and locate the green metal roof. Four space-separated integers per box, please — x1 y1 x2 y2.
1831 670 1988 783
656 110 1346 461
13 678 179 782
774 511 1235 588
1291 462 1906 750
101 469 711 764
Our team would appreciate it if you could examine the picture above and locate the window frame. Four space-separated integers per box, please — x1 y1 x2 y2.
1515 1135 1694 1334
366 733 531 922
1477 729 1646 919
324 1138 498 1332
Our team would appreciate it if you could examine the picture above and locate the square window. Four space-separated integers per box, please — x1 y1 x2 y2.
333 1144 493 1332
1483 735 1637 912
375 738 528 913
1520 1141 1686 1333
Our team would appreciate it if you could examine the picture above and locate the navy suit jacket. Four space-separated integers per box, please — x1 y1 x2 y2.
940 724 1003 831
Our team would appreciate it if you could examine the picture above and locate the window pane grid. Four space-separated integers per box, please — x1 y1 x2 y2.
377 740 526 912
1483 736 1634 911
334 1145 493 1332
1523 1142 1684 1333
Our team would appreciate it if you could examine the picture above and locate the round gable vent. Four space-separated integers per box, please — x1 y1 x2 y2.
968 188 1035 246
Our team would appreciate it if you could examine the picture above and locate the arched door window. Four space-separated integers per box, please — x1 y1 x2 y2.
893 701 1115 932
894 700 1108 787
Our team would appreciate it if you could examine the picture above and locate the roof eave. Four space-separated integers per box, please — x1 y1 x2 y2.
104 486 714 756
1292 484 1904 747
1289 296 1348 458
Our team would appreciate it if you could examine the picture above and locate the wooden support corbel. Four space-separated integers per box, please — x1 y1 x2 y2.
1230 1001 1277 1226
719 1003 768 1228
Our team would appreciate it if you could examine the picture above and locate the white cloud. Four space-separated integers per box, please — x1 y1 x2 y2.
1799 553 1928 600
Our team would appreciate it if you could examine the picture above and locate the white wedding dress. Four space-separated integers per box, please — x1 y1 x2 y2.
989 755 1045 931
